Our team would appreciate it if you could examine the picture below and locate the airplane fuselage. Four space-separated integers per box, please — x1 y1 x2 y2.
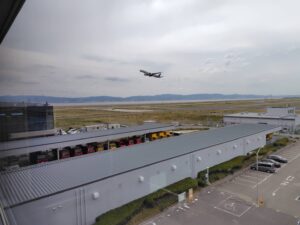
140 70 162 78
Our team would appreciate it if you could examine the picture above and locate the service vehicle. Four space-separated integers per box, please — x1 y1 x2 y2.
260 158 281 168
250 162 276 173
267 155 288 163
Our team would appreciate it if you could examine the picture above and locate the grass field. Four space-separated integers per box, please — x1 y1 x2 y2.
54 98 300 129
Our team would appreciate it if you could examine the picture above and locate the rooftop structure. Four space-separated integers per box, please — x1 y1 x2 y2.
0 123 279 208
224 107 300 133
0 102 55 141
0 123 175 158
0 124 280 225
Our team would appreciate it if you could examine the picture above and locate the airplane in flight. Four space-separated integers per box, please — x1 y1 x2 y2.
140 70 163 78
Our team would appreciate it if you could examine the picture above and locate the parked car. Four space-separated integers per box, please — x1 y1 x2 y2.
267 155 288 163
260 159 281 168
250 162 276 173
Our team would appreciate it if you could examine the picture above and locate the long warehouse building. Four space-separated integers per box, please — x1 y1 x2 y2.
0 124 280 225
224 107 300 133
0 123 175 158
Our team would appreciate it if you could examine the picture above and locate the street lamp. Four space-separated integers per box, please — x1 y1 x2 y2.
256 146 264 206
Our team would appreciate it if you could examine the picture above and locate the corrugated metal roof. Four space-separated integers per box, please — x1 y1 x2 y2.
0 124 279 208
0 123 174 157
224 112 297 120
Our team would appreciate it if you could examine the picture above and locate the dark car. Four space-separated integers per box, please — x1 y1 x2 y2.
267 155 288 163
250 162 276 173
260 159 281 168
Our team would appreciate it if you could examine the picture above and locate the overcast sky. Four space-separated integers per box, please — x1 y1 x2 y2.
0 0 300 97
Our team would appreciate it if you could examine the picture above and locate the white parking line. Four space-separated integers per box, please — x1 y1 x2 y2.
272 187 281 196
286 176 294 182
288 152 300 163
252 173 273 189
245 172 270 181
246 170 270 177
235 177 257 184
239 205 252 217
240 174 260 180
232 180 254 188
215 194 233 206
214 202 252 217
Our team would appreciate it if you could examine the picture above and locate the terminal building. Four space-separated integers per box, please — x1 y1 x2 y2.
223 107 300 134
0 124 280 225
0 102 55 141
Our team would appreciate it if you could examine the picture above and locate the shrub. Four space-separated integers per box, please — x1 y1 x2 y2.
143 197 155 208
95 198 144 225
94 177 198 225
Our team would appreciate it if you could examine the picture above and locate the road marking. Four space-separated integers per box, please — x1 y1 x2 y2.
246 171 269 177
235 177 257 184
214 195 233 209
232 180 254 188
240 174 260 180
178 206 186 211
281 153 297 157
286 176 294 182
272 187 281 196
142 221 157 225
287 152 300 163
280 181 289 186
252 173 273 189
239 204 252 217
272 175 295 196
214 194 252 217
214 203 252 217
183 203 190 209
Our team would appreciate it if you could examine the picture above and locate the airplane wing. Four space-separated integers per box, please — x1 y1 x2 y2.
140 70 152 76
153 73 163 78
140 70 163 78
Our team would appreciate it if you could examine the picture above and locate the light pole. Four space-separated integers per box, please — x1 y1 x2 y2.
206 167 210 185
256 146 264 206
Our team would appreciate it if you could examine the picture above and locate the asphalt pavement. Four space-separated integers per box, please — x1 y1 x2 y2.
140 140 300 225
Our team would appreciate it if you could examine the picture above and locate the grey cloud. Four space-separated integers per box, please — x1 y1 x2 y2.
24 64 57 75
0 73 39 85
0 74 20 83
225 60 231 66
31 64 57 70
1 0 300 96
82 55 126 65
104 76 131 82
83 54 171 71
76 74 98 79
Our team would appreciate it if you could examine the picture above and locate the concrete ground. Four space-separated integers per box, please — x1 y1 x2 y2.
140 188 297 225
139 140 300 225
217 140 300 218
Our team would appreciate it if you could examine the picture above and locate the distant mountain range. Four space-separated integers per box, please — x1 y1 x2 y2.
0 94 279 104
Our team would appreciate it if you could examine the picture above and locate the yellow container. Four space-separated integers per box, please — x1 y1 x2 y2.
109 143 117 150
97 143 104 151
150 133 159 141
159 131 166 138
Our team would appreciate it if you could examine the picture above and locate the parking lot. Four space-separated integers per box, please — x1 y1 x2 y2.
140 140 300 225
218 140 300 218
140 188 297 225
